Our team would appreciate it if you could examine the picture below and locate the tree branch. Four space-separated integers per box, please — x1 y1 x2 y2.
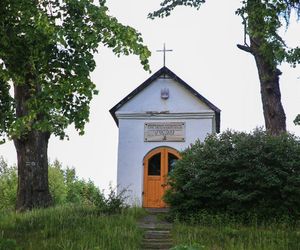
237 44 253 54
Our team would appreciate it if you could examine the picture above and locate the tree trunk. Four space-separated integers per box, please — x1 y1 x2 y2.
250 37 286 134
242 0 287 135
14 131 52 211
13 75 52 211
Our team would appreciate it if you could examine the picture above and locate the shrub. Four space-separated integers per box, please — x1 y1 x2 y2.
0 157 17 210
0 158 106 210
63 166 105 206
0 158 127 214
165 129 300 220
48 160 67 205
102 185 129 214
48 161 105 207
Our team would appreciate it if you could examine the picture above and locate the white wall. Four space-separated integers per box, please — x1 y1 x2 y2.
117 117 213 206
115 75 216 206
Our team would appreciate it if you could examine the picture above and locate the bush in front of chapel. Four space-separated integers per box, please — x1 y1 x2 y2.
164 129 300 221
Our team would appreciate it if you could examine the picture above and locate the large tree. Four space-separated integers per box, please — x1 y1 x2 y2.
0 0 150 211
150 0 300 134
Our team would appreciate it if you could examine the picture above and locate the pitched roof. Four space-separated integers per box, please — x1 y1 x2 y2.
110 66 221 133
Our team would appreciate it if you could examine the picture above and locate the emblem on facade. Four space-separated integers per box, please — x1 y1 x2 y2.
161 88 169 99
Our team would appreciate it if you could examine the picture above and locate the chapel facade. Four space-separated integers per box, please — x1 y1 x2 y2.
110 66 220 208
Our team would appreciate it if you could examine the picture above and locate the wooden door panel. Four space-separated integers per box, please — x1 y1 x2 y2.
144 177 162 207
143 147 180 208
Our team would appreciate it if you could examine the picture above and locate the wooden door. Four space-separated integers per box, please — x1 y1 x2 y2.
143 147 180 208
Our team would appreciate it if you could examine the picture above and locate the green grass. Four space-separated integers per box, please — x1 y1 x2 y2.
0 205 146 250
3 206 300 250
171 215 300 250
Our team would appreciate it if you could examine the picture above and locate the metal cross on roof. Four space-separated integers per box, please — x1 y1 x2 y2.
156 43 173 67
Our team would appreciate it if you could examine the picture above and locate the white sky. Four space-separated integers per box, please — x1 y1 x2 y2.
1 0 300 191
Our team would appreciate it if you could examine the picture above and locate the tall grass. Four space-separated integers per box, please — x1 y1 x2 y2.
171 212 300 250
0 205 146 250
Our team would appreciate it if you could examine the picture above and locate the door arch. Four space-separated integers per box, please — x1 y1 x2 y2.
143 147 180 208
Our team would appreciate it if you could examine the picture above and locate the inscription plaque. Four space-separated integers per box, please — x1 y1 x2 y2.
144 122 185 142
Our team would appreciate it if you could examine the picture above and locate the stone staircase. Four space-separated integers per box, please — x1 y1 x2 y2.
138 209 173 250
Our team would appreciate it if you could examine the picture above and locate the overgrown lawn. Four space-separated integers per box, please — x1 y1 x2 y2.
0 205 146 250
171 214 300 250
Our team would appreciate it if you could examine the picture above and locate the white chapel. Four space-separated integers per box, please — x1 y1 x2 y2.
110 66 221 208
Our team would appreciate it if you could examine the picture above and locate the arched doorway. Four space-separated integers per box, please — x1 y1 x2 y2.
143 147 180 208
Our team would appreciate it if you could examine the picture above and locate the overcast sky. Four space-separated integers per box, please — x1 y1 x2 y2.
1 0 300 191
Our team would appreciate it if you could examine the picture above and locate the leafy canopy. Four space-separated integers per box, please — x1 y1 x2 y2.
150 0 300 66
150 0 300 125
0 0 151 143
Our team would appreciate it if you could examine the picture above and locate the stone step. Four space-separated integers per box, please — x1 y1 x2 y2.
142 238 173 249
139 224 173 230
143 238 172 242
145 230 171 234
145 208 170 214
141 242 173 249
144 231 171 239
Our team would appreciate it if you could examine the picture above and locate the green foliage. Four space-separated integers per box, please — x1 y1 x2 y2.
48 160 67 205
48 160 106 207
165 129 300 220
0 157 17 210
62 165 105 206
150 0 300 123
148 0 205 19
0 81 14 144
151 0 300 67
0 158 129 213
0 0 151 142
103 185 129 214
0 205 145 250
0 158 104 209
236 0 300 66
